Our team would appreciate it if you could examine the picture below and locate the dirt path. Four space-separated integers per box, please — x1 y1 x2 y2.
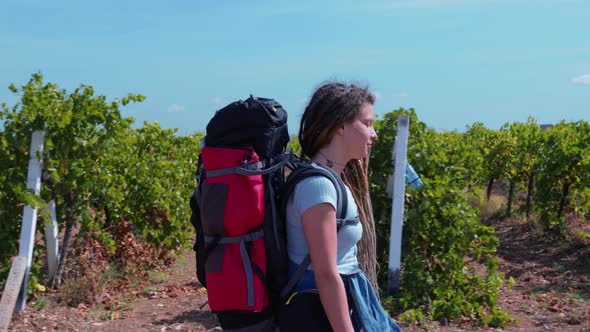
92 250 219 332
9 250 220 332
491 218 590 331
7 218 590 331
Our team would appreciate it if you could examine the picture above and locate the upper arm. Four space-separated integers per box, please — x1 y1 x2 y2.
301 203 339 276
292 175 339 275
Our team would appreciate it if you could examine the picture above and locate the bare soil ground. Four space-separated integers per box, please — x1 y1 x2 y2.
491 217 590 331
8 250 218 332
7 217 590 332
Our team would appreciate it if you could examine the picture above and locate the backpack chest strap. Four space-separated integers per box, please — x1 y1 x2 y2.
337 215 360 228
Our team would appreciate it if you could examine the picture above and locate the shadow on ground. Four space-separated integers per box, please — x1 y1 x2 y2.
494 219 590 296
152 309 219 329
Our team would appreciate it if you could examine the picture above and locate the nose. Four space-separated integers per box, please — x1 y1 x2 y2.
370 126 378 141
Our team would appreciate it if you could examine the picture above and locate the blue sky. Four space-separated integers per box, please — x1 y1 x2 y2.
1 0 589 135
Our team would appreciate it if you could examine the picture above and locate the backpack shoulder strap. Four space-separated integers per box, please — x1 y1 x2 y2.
279 162 354 300
190 155 208 288
279 162 348 220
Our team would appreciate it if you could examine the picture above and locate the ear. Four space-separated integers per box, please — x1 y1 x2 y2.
335 125 345 136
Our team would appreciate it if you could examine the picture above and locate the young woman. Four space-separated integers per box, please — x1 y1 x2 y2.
284 82 402 331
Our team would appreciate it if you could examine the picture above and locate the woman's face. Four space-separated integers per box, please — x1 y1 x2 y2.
341 103 378 160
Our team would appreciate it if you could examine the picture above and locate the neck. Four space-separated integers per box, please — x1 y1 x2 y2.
312 149 347 175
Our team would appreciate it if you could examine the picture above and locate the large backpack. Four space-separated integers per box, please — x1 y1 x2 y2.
189 96 350 330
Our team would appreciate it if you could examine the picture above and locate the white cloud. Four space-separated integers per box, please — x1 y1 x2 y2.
572 74 590 85
167 104 185 113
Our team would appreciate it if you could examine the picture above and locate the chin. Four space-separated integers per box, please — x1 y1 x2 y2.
356 152 369 160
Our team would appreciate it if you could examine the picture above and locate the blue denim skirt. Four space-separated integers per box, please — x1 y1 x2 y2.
344 271 402 331
287 262 402 331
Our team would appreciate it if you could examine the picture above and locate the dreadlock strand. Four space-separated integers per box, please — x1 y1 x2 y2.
343 158 379 294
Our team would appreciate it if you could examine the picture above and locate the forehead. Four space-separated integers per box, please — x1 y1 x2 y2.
356 103 374 120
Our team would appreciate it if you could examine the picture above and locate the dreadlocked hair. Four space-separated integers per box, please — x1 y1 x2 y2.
298 81 379 294
342 158 379 295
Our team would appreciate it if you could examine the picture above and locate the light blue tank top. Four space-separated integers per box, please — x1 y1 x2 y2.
285 169 362 276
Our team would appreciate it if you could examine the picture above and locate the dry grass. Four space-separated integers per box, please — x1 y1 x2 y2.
465 187 507 222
